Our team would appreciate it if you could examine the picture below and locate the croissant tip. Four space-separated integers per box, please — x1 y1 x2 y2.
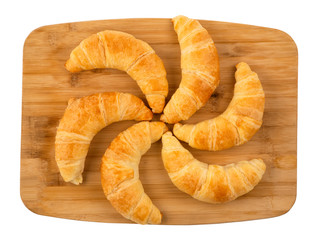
173 123 182 132
163 131 172 136
235 62 250 70
64 60 72 72
69 175 82 185
172 15 188 24
147 112 154 120
235 62 244 68
160 114 167 122
67 98 76 106
162 124 169 134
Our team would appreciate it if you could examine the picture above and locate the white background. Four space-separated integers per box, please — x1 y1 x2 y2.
1 0 335 239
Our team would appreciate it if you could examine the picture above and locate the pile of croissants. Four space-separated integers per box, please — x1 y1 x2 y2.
55 15 266 224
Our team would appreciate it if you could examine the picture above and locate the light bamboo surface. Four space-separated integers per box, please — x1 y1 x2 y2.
20 18 297 225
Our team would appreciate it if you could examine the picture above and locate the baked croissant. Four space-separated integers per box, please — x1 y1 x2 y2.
160 15 220 123
161 132 266 203
65 30 168 113
101 121 168 224
55 92 153 185
173 62 265 151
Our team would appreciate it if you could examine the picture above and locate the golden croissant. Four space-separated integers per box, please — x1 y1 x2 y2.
65 30 168 113
161 132 266 203
101 121 168 224
173 62 265 151
160 15 220 123
55 92 153 185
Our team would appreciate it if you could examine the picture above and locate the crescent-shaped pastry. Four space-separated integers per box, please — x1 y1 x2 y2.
173 62 265 151
161 132 266 203
55 92 153 185
65 30 168 113
101 121 168 224
160 15 220 123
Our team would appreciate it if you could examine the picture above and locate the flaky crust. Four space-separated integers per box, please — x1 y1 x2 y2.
65 30 168 113
173 62 265 151
101 121 168 224
160 15 220 123
161 132 266 203
55 92 153 185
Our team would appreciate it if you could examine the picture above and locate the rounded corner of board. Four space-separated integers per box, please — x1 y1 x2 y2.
272 28 298 54
19 192 42 217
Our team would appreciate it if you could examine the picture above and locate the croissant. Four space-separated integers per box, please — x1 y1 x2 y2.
101 121 168 224
160 15 220 123
65 30 168 113
161 132 266 203
55 92 153 185
173 62 265 151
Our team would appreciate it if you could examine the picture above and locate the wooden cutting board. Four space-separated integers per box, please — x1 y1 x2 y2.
20 18 297 225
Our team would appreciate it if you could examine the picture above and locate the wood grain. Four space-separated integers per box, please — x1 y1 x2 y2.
20 18 297 225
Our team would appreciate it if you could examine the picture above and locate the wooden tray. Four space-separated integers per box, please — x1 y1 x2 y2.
20 18 297 225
